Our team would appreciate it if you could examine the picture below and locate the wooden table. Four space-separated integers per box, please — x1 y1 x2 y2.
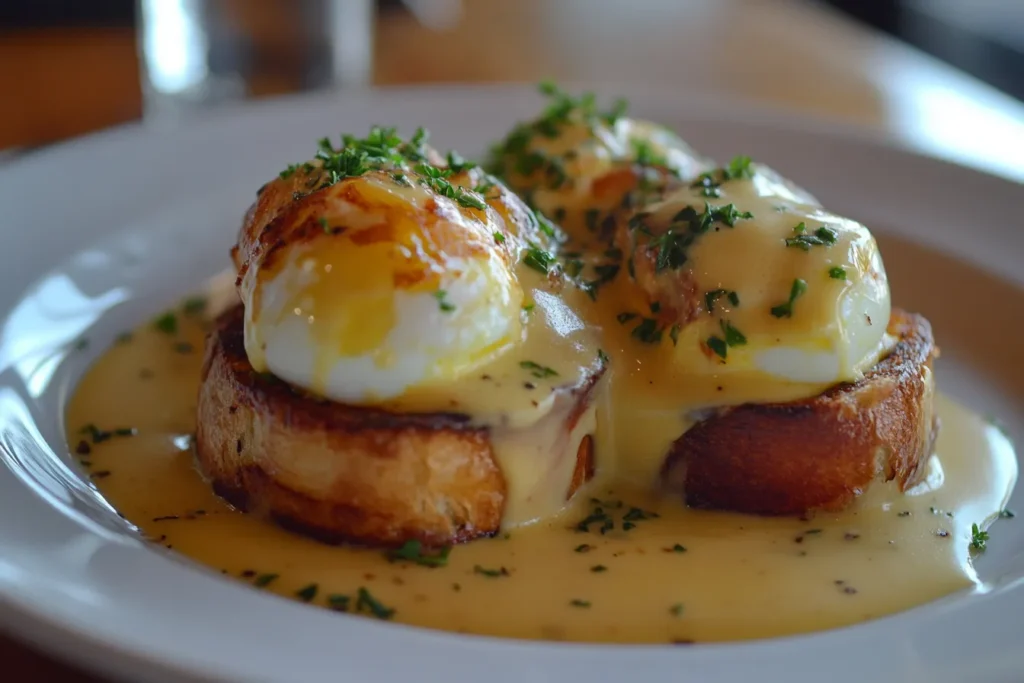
1 0 1022 679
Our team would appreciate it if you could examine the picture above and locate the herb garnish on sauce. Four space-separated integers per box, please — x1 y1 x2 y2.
386 540 452 568
770 279 808 318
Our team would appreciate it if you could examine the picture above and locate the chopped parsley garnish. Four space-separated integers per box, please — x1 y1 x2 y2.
690 155 755 197
668 544 687 553
785 223 838 251
770 278 808 318
603 97 628 125
253 573 279 587
706 336 728 359
712 203 754 227
474 180 496 196
646 202 753 272
828 266 847 280
523 244 557 274
535 210 560 239
153 312 178 335
315 141 369 183
520 360 559 378
433 290 456 313
576 500 657 534
631 317 663 344
970 523 990 552
485 83 632 185
631 139 666 167
295 583 318 602
279 164 301 179
725 155 754 179
720 320 747 346
576 507 614 534
182 296 208 316
580 262 621 300
356 587 395 619
386 540 452 567
327 594 351 611
590 565 608 573
280 125 460 202
415 164 487 210
617 312 637 324
575 544 593 553
621 506 659 530
493 230 506 244
317 216 329 232
669 603 685 617
622 507 656 522
706 320 746 360
473 565 510 578
649 229 692 271
705 289 739 313
446 150 477 174
569 599 591 608
669 324 682 346
597 349 610 365
79 424 137 444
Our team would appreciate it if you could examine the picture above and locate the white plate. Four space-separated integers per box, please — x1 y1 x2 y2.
1 84 1023 683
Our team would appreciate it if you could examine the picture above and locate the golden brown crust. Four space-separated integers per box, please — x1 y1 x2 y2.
661 308 939 515
195 305 601 547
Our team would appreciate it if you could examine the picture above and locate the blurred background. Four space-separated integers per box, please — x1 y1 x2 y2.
1 0 1023 167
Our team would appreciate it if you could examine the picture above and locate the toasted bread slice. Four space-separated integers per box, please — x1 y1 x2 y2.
195 305 600 547
661 308 938 515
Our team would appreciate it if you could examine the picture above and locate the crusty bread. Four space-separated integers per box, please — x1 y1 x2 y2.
661 308 938 515
195 305 601 547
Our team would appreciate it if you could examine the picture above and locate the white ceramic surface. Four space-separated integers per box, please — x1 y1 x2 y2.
0 85 1023 683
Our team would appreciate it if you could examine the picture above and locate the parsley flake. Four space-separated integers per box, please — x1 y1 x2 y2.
785 223 838 251
520 361 559 378
253 573 279 587
386 540 452 567
295 583 318 602
153 312 178 335
473 565 510 578
970 523 990 552
356 587 395 619
705 289 740 313
770 279 808 318
524 244 557 274
433 290 456 313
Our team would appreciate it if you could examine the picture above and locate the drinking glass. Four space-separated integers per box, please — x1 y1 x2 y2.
137 0 374 121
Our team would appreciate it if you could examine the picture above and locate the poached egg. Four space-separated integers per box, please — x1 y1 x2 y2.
234 134 549 405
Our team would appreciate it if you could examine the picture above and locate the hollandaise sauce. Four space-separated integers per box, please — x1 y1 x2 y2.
66 298 1016 644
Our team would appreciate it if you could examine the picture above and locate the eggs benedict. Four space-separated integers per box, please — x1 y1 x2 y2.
197 93 938 549
198 126 605 546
